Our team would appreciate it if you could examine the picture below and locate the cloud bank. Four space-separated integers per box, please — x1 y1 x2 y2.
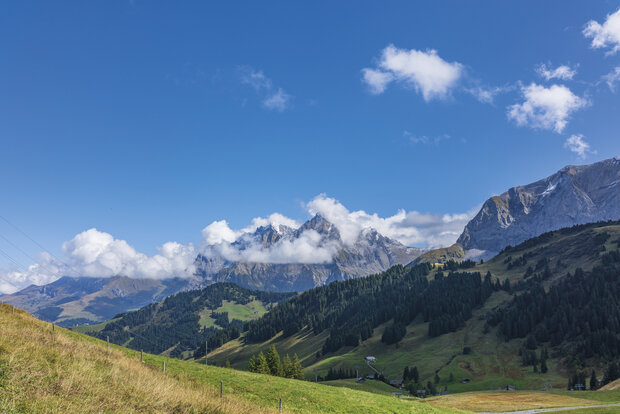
0 229 197 294
0 196 475 294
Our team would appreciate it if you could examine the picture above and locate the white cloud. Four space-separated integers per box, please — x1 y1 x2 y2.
0 197 475 293
584 8 620 55
603 66 620 92
362 68 394 94
507 83 588 133
362 45 463 101
305 194 474 248
564 134 596 159
0 229 196 294
536 63 577 81
240 67 292 111
199 195 474 265
263 88 291 111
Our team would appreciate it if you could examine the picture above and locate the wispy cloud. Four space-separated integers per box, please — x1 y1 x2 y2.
403 130 451 145
603 66 620 92
465 85 512 104
263 88 291 111
536 63 577 81
239 66 293 111
564 134 596 159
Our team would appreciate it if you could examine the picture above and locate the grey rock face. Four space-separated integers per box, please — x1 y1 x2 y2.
458 157 620 252
194 215 424 292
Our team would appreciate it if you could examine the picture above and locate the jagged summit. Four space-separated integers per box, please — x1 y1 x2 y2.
458 157 620 252
194 214 424 292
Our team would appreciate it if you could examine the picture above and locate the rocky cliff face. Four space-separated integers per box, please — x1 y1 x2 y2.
194 214 424 292
458 157 620 252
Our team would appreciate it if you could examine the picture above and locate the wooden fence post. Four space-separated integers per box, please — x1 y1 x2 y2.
279 397 282 412
220 380 223 399
106 336 109 352
140 349 143 363
163 360 166 373
52 323 55 333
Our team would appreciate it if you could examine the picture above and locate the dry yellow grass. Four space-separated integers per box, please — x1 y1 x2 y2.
0 303 277 413
425 391 599 412
600 379 620 391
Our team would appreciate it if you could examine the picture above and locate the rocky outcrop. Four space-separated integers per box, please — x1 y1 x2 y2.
458 157 620 252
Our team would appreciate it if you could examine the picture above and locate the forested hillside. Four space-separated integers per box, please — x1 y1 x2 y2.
207 220 620 392
82 283 295 358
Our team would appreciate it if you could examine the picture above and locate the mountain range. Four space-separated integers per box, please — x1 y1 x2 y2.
195 214 424 292
3 156 620 325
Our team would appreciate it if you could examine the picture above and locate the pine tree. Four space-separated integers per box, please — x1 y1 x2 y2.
434 373 440 384
412 366 419 383
292 353 304 380
255 351 270 375
225 359 231 368
540 358 548 374
282 354 293 378
403 366 410 382
590 369 598 390
265 345 282 376
248 354 258 373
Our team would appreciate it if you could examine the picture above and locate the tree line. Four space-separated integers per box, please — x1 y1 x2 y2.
247 345 304 380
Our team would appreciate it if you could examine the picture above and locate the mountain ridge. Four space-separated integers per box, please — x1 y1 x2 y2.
457 156 620 253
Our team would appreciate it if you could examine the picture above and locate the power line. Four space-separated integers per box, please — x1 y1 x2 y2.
0 214 82 277
0 245 28 273
0 233 62 277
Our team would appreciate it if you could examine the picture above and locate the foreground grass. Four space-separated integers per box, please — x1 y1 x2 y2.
424 391 616 412
0 304 276 414
0 304 455 413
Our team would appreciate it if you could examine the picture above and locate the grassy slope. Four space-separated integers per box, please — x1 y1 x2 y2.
425 390 620 412
208 223 620 393
0 304 455 414
0 304 274 414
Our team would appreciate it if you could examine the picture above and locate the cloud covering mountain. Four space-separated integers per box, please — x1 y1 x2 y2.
0 195 473 294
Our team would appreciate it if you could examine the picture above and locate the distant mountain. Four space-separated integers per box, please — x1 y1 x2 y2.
458 157 620 253
2 214 423 324
195 214 424 292
2 275 194 326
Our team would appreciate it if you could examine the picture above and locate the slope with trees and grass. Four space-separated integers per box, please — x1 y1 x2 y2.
206 221 620 395
75 282 295 359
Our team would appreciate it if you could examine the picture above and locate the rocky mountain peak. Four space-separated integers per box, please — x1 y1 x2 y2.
457 157 620 252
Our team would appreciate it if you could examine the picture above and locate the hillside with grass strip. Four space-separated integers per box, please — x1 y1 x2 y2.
207 221 620 396
77 282 295 358
0 303 459 413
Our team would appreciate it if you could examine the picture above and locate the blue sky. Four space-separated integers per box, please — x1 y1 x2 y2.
1 1 620 291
